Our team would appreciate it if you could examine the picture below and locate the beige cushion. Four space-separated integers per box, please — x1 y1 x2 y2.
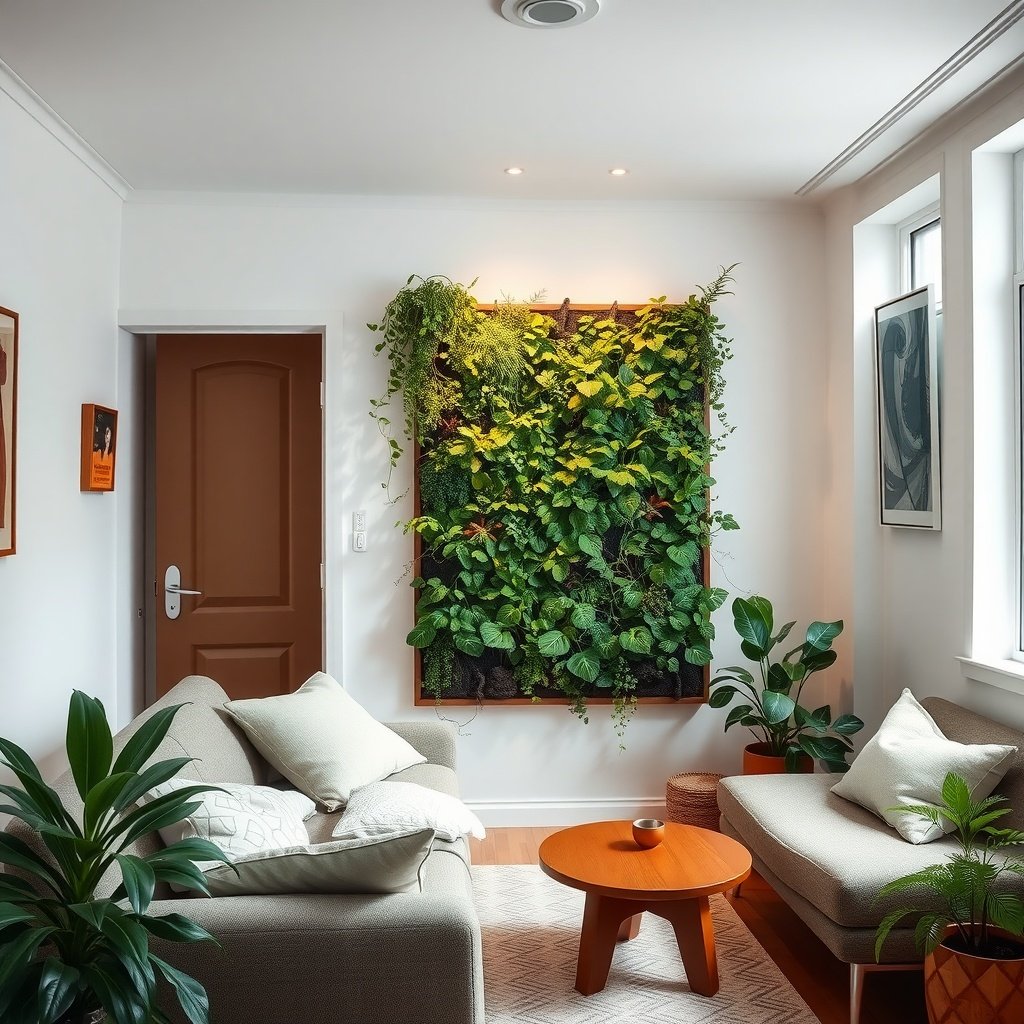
224 672 426 811
200 828 436 896
831 689 1017 843
333 781 485 843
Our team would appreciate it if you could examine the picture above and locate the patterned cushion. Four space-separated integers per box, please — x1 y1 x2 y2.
141 778 316 866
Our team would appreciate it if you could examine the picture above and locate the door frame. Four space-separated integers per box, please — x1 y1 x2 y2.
117 309 342 710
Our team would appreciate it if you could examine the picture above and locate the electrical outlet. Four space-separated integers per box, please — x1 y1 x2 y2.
353 531 367 552
353 510 367 533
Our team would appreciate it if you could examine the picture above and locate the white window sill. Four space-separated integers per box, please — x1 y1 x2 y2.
957 656 1024 694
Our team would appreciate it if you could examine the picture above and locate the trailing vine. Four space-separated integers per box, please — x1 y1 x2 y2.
368 270 739 729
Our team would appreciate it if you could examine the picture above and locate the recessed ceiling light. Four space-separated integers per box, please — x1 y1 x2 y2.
609 168 629 176
505 167 524 175
501 0 600 29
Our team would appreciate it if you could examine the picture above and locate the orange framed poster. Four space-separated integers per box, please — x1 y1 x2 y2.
0 305 17 556
81 403 118 493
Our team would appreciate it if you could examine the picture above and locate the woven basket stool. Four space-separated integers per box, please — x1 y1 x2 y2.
665 772 724 831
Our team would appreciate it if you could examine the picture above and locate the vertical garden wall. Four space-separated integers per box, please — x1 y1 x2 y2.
369 268 738 728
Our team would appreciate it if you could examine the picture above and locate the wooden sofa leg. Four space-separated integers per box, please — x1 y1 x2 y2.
849 963 864 1024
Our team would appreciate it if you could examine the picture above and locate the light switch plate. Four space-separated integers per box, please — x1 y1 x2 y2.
353 531 367 552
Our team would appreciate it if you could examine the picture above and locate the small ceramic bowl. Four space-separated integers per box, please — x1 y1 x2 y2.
632 818 665 849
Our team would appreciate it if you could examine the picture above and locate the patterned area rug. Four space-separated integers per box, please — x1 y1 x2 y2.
473 864 819 1024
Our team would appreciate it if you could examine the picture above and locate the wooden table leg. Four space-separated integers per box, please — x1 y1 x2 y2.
617 914 642 941
660 896 719 996
575 894 642 995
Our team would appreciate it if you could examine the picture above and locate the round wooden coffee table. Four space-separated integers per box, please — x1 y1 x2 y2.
538 820 751 997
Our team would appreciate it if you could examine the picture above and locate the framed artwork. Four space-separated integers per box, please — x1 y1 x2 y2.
874 285 941 529
81 404 118 493
0 306 17 556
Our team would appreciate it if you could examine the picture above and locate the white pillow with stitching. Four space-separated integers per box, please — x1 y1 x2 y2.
831 689 1017 844
332 780 485 843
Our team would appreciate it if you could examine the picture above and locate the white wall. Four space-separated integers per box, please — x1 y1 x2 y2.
0 87 123 785
823 67 1024 734
119 194 829 821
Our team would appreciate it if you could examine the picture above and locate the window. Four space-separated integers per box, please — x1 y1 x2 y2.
898 202 942 306
910 220 942 303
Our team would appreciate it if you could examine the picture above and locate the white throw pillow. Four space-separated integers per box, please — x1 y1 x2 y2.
198 828 436 896
831 689 1017 843
333 781 486 843
223 672 426 811
141 779 316 865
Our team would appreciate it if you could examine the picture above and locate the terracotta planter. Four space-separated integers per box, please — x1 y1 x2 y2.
742 742 813 775
925 925 1024 1024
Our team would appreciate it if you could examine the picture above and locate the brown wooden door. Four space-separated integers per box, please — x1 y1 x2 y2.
154 334 323 700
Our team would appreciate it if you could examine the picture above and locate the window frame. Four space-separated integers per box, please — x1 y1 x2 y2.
1013 149 1024 661
1014 149 1024 277
1014 274 1024 661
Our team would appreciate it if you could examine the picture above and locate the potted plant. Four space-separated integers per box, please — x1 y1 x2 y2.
875 772 1024 1024
0 691 234 1024
710 595 863 773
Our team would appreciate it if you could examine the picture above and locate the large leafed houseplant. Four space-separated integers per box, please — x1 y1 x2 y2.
710 595 863 772
0 692 232 1024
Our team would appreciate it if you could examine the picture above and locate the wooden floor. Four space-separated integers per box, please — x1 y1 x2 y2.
468 828 926 1024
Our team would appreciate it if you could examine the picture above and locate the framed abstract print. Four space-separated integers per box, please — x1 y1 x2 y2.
874 285 941 529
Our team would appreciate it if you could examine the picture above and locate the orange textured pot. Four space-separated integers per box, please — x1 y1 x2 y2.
742 742 813 775
925 925 1024 1024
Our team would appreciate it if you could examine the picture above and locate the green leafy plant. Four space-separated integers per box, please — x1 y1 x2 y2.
370 270 740 723
875 772 1024 960
0 692 233 1024
710 595 863 771
368 275 478 499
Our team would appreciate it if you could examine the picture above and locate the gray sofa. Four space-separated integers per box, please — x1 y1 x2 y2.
719 696 1024 1024
7 676 485 1024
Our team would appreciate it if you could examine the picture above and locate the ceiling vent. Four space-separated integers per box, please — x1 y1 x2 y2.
500 0 601 29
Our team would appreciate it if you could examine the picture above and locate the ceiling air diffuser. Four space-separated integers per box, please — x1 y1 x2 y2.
500 0 601 29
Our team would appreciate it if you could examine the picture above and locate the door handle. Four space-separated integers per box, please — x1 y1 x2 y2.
164 565 202 620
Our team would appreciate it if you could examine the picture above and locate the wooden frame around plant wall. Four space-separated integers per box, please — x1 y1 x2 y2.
0 305 18 557
413 302 712 708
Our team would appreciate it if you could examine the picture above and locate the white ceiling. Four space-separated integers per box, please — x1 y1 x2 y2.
0 0 1022 200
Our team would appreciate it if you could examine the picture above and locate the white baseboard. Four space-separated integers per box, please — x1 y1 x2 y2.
466 797 667 828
